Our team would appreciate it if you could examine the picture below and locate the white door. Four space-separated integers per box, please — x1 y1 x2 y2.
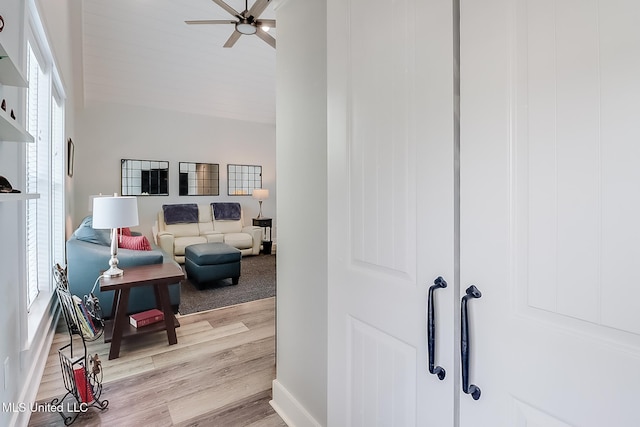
328 0 640 425
327 0 457 425
460 0 640 425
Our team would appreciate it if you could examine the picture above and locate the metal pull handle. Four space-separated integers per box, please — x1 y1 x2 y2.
461 285 482 400
428 276 447 380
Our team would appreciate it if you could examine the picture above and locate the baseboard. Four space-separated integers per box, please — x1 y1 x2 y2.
270 379 322 427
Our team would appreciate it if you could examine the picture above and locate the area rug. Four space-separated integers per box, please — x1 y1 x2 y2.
178 254 276 315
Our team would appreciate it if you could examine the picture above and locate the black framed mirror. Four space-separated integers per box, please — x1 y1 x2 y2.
121 159 169 196
179 162 220 196
227 164 262 196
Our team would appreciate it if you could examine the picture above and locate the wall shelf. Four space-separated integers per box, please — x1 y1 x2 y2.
0 106 33 142
0 40 32 142
0 42 28 87
0 193 40 202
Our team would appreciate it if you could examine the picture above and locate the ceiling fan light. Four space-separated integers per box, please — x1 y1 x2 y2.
236 22 257 35
261 26 270 32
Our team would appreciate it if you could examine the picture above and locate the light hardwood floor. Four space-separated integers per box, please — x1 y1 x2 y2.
28 297 286 427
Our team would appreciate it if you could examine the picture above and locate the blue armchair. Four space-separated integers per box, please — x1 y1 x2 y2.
66 216 181 317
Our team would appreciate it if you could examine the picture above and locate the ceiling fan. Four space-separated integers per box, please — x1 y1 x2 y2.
185 0 276 48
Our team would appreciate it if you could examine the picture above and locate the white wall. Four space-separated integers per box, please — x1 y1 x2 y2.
73 102 276 241
271 0 328 426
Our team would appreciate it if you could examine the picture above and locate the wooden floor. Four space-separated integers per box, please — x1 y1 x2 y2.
29 297 286 427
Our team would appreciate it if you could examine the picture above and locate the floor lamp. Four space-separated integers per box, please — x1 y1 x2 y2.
92 194 139 277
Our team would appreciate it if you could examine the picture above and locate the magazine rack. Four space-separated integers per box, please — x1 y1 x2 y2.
52 264 109 425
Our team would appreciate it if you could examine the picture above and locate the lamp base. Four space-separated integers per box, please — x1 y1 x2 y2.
102 266 124 278
104 228 124 277
257 200 263 219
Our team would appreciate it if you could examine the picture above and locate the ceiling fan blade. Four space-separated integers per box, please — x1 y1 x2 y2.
256 19 276 28
185 20 236 25
223 30 242 48
248 0 271 18
210 0 241 18
255 27 276 48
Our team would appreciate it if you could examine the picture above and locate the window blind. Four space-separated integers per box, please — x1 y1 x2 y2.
25 42 64 309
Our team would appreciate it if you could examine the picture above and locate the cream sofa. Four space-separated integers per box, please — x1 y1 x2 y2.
156 202 262 263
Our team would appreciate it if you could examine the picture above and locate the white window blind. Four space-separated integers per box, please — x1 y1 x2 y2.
26 44 43 308
25 42 64 309
51 96 65 267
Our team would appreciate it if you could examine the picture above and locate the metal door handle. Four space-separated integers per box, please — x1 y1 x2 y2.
427 276 447 380
461 285 481 400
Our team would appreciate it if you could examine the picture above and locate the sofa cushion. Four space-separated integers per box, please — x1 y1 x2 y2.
204 232 225 243
174 235 208 256
72 216 111 246
214 220 242 234
198 203 213 222
164 221 200 238
198 203 215 235
118 235 152 251
211 203 243 236
224 232 253 249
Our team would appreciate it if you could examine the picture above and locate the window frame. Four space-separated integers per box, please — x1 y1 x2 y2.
23 2 67 344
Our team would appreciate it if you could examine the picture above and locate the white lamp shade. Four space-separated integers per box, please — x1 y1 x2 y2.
92 196 139 229
88 194 108 212
252 188 269 201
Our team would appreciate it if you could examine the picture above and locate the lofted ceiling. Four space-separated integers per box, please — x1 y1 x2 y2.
81 0 276 124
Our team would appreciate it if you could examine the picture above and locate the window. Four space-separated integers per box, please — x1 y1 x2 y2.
25 38 65 309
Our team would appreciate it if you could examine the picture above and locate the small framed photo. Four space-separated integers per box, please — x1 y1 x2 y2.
67 138 74 177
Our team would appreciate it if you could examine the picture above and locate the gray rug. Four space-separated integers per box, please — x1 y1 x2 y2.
178 254 276 315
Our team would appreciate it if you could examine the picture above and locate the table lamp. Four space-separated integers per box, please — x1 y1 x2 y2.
252 188 269 218
92 194 139 277
88 193 108 212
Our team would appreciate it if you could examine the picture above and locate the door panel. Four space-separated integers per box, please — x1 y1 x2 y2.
327 0 456 425
511 398 573 427
461 0 640 425
517 0 640 333
515 0 640 337
350 318 417 426
524 0 605 323
348 0 416 276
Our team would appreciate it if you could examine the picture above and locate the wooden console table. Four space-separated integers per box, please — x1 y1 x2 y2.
100 263 184 360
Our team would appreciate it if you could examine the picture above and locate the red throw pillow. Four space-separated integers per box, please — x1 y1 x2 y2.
118 235 152 251
118 227 132 236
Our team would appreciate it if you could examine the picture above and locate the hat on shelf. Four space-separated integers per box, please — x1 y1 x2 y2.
0 176 21 193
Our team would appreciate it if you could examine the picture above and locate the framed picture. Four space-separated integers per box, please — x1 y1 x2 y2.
67 138 74 177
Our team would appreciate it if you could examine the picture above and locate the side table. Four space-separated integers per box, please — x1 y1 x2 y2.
100 263 184 359
252 217 273 254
